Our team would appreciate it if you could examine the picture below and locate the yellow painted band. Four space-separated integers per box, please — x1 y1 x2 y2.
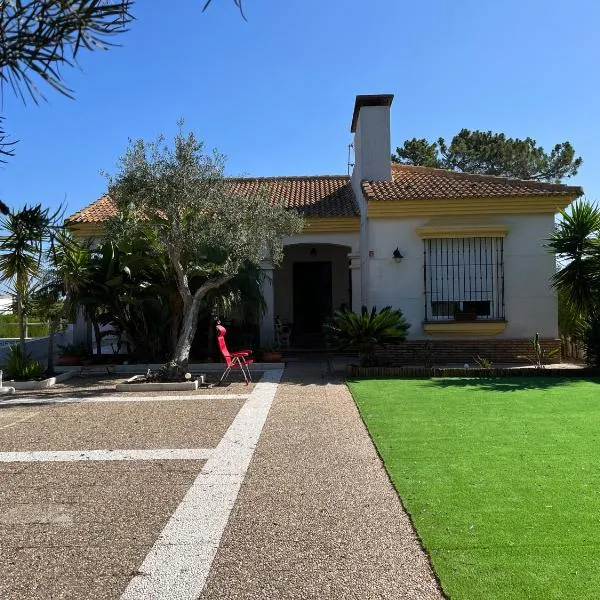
368 195 576 218
304 217 360 232
416 224 509 238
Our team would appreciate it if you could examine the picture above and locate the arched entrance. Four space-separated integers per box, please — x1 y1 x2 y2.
273 243 352 347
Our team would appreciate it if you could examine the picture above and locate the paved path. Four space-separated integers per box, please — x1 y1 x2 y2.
200 361 443 599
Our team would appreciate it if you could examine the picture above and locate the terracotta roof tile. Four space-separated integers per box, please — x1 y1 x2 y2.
65 176 359 224
66 195 117 224
66 166 584 226
362 164 584 201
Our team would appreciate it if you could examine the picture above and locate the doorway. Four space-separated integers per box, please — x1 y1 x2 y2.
293 261 332 346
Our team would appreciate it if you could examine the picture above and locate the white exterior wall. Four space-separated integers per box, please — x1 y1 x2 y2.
365 214 558 339
366 217 428 338
351 101 393 311
502 214 558 339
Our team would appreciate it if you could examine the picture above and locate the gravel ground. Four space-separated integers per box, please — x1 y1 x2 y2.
199 361 444 600
0 399 243 452
0 460 203 600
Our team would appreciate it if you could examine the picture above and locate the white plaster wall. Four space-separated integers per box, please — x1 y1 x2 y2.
366 217 428 338
502 214 558 339
352 106 392 183
366 214 558 339
273 244 352 323
350 104 393 309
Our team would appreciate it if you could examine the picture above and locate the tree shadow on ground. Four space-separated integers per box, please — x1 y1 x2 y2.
424 376 600 393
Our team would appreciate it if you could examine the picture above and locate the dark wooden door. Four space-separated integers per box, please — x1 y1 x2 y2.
293 262 333 342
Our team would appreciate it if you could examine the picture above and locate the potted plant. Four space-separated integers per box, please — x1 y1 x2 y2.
454 311 478 322
256 345 282 363
57 342 90 366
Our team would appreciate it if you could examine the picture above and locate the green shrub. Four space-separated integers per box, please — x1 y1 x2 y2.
325 305 410 366
581 312 600 368
3 346 45 380
57 342 89 358
0 323 48 338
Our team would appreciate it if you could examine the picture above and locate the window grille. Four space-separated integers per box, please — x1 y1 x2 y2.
423 237 505 320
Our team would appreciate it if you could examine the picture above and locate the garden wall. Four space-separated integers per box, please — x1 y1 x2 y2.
376 338 561 366
0 329 73 365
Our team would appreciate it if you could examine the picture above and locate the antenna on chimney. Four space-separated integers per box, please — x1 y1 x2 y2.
347 142 354 176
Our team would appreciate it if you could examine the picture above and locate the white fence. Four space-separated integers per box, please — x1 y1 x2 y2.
0 328 74 365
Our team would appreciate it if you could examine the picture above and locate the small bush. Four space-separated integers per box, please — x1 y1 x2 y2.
325 305 410 366
581 312 600 368
0 323 48 338
57 342 90 358
3 346 45 381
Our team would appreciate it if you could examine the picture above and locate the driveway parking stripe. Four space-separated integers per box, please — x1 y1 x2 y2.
0 411 39 430
0 448 213 462
120 369 283 600
1 394 249 406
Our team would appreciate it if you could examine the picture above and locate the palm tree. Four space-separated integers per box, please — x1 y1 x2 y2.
0 205 60 354
547 201 600 314
30 277 65 375
325 306 410 366
547 200 600 366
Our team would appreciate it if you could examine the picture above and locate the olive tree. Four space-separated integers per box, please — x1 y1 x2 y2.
105 127 303 374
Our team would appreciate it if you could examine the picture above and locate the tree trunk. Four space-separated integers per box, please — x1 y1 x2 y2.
166 295 202 377
17 292 25 356
46 323 55 376
92 320 102 356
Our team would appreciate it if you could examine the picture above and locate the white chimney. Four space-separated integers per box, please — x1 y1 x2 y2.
351 94 394 184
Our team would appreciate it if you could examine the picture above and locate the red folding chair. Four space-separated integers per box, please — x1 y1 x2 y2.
216 323 253 385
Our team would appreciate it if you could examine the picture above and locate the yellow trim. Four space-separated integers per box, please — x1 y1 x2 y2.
368 195 576 218
416 224 509 238
304 217 360 232
423 321 507 336
67 217 360 238
66 223 104 238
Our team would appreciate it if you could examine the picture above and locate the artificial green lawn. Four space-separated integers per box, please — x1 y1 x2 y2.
348 377 600 599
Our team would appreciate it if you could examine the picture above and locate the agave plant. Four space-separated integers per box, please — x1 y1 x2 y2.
325 306 410 366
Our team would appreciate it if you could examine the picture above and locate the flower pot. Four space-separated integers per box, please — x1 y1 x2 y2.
261 351 282 363
57 356 83 366
454 312 478 322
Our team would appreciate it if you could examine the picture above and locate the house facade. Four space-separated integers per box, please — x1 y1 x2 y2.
66 94 582 362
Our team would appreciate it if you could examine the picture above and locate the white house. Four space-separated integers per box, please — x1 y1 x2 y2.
66 94 582 363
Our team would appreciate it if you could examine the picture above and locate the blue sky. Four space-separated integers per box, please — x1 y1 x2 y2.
1 0 598 219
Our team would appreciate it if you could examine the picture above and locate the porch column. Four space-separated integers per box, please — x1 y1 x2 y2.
259 261 275 345
348 252 361 314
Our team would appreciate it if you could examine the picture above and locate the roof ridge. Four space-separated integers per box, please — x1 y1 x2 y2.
226 174 350 182
390 163 582 193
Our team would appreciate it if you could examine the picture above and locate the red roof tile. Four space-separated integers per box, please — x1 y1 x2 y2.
65 176 358 224
362 164 583 201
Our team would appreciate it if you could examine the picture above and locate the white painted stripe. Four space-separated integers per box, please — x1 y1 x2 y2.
0 411 40 430
121 369 283 600
0 394 249 406
0 448 213 462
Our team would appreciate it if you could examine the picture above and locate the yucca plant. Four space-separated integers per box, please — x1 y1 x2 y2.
3 345 44 381
517 332 559 369
325 305 410 366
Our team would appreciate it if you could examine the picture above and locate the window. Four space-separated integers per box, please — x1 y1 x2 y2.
424 237 504 321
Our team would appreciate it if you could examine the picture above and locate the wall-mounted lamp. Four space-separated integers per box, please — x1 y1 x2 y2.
392 247 404 263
